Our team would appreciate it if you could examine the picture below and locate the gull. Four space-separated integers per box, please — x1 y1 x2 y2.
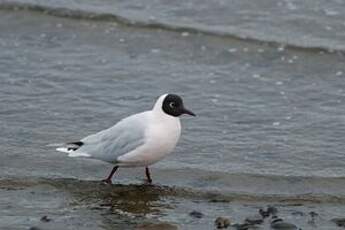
56 94 195 184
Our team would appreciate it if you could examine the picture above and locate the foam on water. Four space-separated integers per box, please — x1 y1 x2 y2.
1 0 345 52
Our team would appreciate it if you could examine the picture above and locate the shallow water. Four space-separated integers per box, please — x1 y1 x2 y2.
1 1 345 229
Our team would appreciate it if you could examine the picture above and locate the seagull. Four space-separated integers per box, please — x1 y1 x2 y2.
56 94 195 184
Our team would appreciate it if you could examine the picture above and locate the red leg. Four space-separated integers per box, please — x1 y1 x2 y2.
102 166 119 184
145 167 152 184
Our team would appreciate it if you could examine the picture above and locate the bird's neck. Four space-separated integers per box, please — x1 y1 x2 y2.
152 94 168 112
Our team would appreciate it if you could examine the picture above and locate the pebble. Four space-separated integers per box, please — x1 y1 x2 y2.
271 217 283 223
189 210 204 219
245 214 264 225
40 215 51 222
308 213 317 226
215 217 231 229
309 211 318 218
259 206 278 218
331 218 345 227
271 217 298 230
232 223 252 230
291 211 304 216
271 222 298 230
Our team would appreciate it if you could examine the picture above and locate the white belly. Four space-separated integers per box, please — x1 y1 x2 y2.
117 115 181 167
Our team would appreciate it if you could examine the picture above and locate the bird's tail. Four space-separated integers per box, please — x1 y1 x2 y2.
50 141 90 157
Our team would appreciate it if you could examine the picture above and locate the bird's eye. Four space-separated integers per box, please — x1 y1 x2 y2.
169 102 176 108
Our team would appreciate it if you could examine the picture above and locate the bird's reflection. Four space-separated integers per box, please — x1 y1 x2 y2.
48 178 173 216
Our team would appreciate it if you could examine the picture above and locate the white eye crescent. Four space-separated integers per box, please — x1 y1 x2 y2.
169 102 176 108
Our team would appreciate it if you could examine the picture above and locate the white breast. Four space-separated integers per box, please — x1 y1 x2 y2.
117 112 181 167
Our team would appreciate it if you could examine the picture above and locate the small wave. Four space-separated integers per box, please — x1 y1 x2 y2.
1 1 345 53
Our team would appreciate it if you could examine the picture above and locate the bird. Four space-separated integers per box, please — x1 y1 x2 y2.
56 94 195 184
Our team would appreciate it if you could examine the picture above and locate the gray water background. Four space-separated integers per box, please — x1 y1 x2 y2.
1 0 345 229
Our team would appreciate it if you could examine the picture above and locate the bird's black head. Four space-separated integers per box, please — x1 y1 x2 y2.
162 94 196 117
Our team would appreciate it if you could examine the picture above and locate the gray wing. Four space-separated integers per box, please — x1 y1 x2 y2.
75 112 148 163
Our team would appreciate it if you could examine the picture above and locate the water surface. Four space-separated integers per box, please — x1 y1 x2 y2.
1 1 345 229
